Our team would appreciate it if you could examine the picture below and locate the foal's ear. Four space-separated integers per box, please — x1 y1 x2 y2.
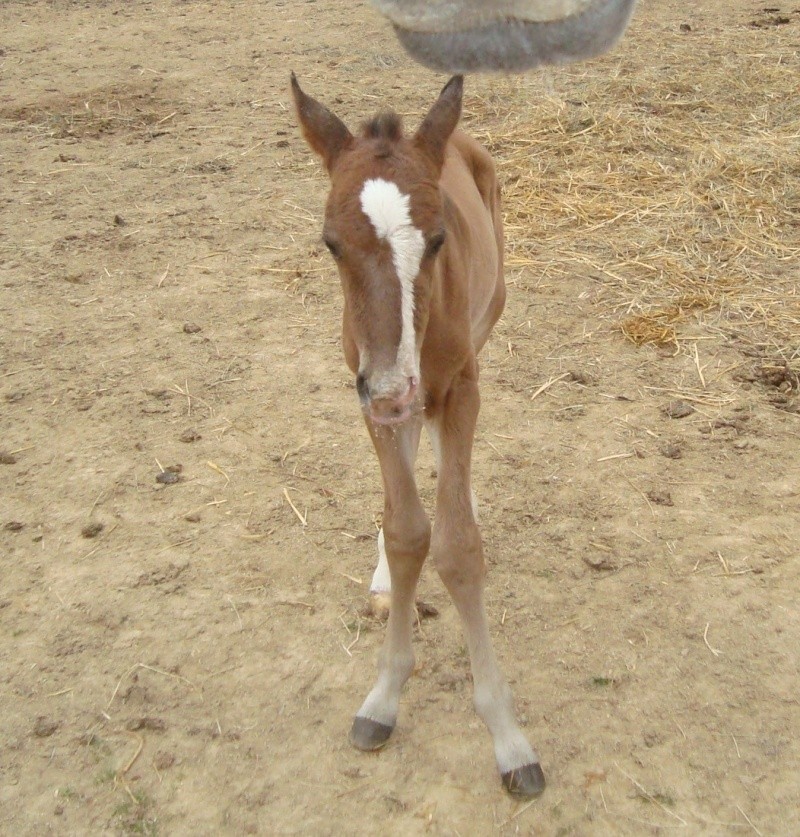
291 73 353 174
414 75 463 171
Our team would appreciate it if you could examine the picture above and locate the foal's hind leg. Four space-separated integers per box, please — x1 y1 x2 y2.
368 528 392 619
429 369 545 798
350 418 430 750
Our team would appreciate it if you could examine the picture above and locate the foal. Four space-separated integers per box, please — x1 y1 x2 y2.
292 74 544 798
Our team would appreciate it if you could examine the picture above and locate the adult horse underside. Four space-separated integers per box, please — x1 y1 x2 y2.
371 0 637 71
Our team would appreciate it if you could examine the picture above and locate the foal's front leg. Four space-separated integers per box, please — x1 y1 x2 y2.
430 369 545 798
350 418 430 750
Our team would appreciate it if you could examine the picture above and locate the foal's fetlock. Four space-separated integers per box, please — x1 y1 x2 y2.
472 680 513 723
391 649 416 686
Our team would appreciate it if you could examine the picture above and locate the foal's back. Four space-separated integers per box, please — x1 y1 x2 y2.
438 130 506 356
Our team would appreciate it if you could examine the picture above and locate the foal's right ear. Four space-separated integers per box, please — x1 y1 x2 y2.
414 75 463 172
291 73 353 174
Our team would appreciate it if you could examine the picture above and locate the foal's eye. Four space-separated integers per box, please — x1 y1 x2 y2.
426 231 446 258
323 236 342 260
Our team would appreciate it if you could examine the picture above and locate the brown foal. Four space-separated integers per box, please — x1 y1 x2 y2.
292 74 544 798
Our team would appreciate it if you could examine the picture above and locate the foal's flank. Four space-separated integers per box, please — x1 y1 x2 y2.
291 73 545 799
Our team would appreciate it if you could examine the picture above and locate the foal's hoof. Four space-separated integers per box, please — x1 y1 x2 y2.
501 762 546 799
349 716 394 751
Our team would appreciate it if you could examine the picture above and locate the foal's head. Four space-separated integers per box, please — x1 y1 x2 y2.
292 74 463 426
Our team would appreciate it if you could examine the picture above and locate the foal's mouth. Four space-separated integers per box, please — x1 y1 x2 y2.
367 401 422 427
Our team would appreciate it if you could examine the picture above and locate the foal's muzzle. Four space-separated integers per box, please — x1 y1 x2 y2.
357 374 419 426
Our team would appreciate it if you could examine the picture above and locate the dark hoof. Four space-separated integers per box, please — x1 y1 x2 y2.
501 762 546 799
349 716 394 751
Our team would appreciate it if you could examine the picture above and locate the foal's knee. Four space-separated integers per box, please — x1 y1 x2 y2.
383 512 431 573
431 523 485 592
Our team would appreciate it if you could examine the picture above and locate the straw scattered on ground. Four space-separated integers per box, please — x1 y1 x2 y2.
461 10 799 368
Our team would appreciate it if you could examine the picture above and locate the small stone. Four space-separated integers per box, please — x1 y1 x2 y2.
643 729 662 747
5 521 24 532
415 600 439 620
113 214 126 226
182 323 202 334
568 369 595 386
660 442 682 459
0 451 17 465
153 751 175 771
33 716 59 737
662 400 695 419
126 716 167 732
582 553 616 571
679 22 692 32
81 522 104 539
156 467 182 485
184 512 202 523
646 488 674 506
179 429 201 443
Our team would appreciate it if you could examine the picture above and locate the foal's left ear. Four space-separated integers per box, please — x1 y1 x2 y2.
414 75 463 171
291 73 353 174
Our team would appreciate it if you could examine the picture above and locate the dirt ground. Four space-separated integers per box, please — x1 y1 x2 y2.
1 1 799 834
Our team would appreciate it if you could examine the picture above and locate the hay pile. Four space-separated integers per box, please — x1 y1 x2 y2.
463 8 799 364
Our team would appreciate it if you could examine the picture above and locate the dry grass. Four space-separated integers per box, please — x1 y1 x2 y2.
461 9 799 365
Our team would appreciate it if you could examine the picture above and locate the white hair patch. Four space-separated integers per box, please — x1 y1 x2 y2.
359 178 425 376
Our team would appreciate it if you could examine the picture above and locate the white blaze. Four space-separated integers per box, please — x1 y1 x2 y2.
359 178 425 376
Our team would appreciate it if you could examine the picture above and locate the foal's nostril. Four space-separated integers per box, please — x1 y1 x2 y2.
356 374 369 402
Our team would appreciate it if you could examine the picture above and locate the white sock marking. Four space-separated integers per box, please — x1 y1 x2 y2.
370 528 392 594
359 178 424 377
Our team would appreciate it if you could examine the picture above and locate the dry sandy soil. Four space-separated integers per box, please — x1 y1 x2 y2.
1 1 799 834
